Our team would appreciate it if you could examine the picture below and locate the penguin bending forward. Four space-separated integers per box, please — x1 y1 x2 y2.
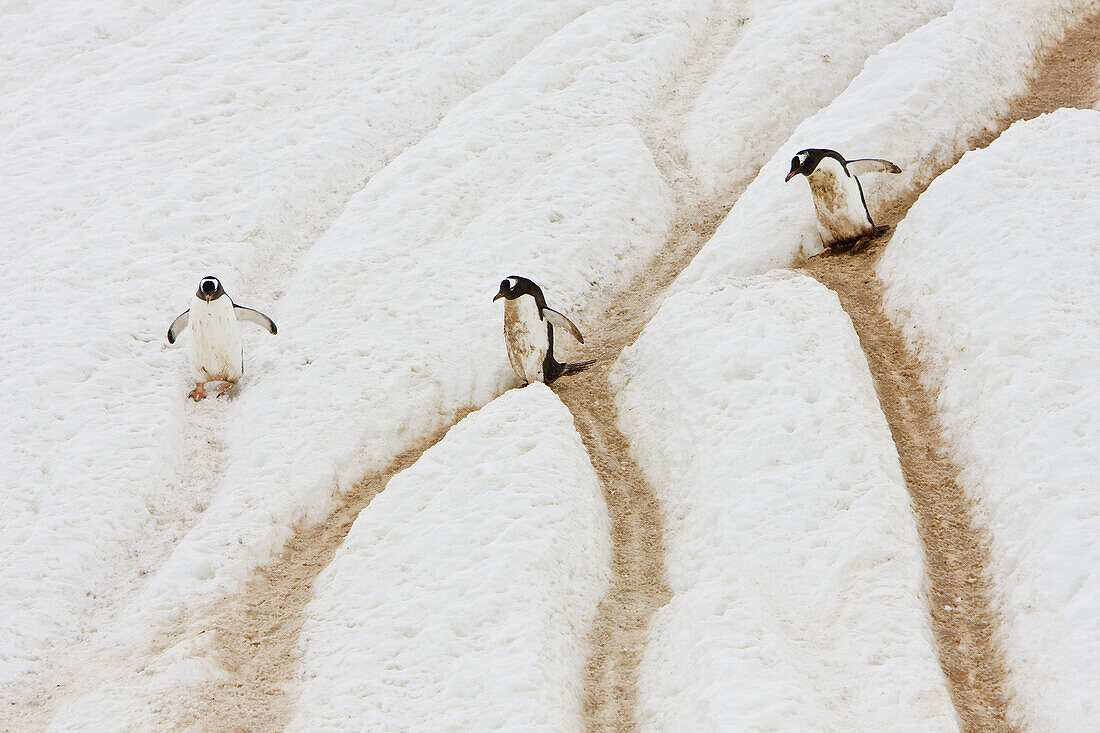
167 276 277 400
493 276 594 385
785 148 901 254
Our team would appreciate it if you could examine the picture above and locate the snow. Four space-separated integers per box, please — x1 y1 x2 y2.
5 0 1099 727
18 0 715 725
681 0 951 195
676 0 1096 283
292 384 608 731
612 272 957 731
877 108 1100 732
0 0 614 718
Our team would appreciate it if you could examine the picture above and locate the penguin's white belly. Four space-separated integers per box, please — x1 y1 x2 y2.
504 295 548 384
187 298 243 383
807 168 873 246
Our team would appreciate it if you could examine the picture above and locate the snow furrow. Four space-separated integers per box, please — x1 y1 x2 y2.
798 13 1100 731
675 0 1100 282
878 108 1100 733
548 0 955 727
614 273 958 731
802 250 1012 732
292 385 609 731
0 1 613 727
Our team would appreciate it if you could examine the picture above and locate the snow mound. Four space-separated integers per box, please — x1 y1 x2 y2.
292 384 608 730
878 108 1100 732
677 0 1094 282
42 1 715 721
613 272 956 731
683 0 950 195
0 0 608 720
128 0 729 653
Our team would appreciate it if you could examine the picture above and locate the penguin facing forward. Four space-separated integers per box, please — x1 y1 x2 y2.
785 148 901 254
167 276 277 400
493 276 594 385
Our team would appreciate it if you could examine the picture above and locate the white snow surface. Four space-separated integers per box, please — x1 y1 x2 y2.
681 0 951 195
0 0 612 720
877 109 1100 732
292 384 608 731
7 0 1098 727
613 272 957 731
676 0 1096 283
20 0 733 726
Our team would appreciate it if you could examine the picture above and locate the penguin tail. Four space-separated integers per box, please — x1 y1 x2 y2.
561 358 596 376
544 357 596 384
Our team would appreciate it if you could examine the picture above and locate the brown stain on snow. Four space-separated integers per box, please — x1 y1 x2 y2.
170 413 472 732
798 11 1100 732
151 7 1100 733
801 238 1017 733
562 9 748 730
555 192 732 732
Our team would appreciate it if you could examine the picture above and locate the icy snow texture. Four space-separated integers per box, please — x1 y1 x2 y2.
613 273 957 731
0 0 607 717
130 0 699 655
878 109 1100 732
682 0 951 195
35 1 722 726
292 384 608 731
677 0 1095 283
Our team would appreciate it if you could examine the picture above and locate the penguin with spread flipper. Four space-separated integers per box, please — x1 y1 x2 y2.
493 276 594 385
785 148 901 254
167 276 276 400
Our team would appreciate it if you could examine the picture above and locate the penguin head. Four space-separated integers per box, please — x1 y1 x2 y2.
493 275 542 303
786 149 847 182
785 150 814 182
196 276 225 303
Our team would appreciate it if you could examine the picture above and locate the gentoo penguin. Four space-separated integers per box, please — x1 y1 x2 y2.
493 276 594 385
785 148 901 253
167 276 277 400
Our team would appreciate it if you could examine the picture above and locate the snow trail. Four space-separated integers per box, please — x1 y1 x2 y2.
170 410 471 731
802 249 1015 733
798 10 1100 731
552 8 747 730
554 197 729 731
3 4 615 728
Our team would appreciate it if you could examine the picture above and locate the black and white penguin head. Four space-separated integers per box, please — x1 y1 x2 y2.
196 275 226 303
493 275 544 303
785 148 845 182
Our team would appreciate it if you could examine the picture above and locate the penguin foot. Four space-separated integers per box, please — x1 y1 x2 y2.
810 245 841 259
848 225 890 254
847 236 872 254
188 383 207 401
216 381 237 398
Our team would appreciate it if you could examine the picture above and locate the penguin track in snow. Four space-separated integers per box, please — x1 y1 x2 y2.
563 11 751 731
796 15 1100 731
173 411 474 732
162 8 1100 733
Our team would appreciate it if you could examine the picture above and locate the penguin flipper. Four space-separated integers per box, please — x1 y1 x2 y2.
234 305 277 335
542 307 584 344
167 310 189 344
846 158 901 175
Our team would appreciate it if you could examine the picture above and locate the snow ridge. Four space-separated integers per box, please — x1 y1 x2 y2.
879 108 1100 733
